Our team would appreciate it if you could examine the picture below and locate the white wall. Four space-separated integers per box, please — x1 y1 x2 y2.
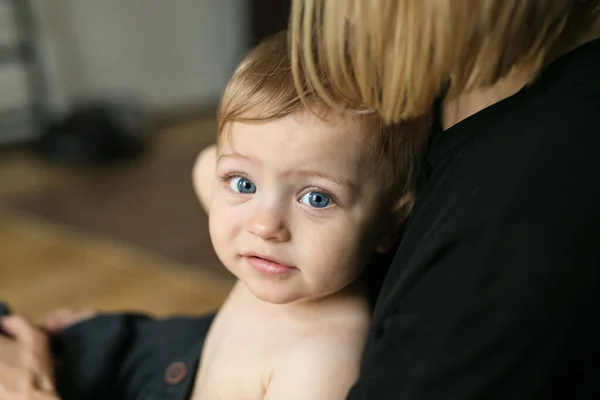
0 0 248 143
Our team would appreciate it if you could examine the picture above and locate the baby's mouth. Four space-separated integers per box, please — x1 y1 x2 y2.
242 253 296 275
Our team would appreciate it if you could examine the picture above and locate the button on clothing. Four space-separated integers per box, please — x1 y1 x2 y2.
165 362 188 385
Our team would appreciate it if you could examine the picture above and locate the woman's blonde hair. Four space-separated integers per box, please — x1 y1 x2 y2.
218 32 430 217
290 0 600 123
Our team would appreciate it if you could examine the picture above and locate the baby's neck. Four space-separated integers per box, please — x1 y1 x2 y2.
233 280 367 317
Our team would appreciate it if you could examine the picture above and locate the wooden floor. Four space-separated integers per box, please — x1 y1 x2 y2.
0 117 233 323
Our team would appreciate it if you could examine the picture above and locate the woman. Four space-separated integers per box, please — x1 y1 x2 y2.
2 1 600 398
289 0 600 398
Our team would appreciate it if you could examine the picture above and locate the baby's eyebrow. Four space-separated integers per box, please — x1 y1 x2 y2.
217 152 258 164
294 169 356 191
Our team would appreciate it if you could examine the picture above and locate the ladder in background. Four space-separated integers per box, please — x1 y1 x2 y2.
0 0 48 146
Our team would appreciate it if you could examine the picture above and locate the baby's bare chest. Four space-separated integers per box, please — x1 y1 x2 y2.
190 308 298 399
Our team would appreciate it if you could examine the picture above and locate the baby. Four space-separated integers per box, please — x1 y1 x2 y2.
44 32 428 399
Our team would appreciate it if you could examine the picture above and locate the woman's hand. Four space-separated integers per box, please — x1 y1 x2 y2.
0 316 60 399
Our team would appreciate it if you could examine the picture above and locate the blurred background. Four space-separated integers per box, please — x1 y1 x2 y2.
0 0 290 321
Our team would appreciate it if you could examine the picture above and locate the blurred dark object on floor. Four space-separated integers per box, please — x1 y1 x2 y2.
250 0 291 46
35 98 152 165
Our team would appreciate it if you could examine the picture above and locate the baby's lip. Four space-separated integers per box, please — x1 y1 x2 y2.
241 252 295 269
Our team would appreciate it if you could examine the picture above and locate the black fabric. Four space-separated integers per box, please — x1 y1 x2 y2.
348 38 600 399
52 313 214 400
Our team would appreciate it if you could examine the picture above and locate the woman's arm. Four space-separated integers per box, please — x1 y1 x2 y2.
192 144 217 214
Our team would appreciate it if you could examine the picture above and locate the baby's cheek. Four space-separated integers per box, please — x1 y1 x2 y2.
306 229 364 278
209 214 237 277
209 204 247 253
209 208 229 251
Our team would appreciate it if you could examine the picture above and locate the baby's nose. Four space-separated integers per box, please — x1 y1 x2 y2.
246 207 291 242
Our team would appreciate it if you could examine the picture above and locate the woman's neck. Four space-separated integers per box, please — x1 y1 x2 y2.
441 71 530 130
442 27 600 130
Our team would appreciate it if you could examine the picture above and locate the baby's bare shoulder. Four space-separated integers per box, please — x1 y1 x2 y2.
264 326 368 399
263 301 370 399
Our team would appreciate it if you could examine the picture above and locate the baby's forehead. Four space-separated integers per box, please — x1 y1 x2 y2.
219 108 377 145
292 106 374 128
219 125 377 175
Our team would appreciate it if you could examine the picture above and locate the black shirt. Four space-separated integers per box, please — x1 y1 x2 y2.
347 38 600 399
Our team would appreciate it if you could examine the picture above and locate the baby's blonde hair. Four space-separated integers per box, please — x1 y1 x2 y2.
218 32 429 219
290 0 600 123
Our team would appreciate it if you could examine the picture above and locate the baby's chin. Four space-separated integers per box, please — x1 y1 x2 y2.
244 280 305 305
242 279 347 307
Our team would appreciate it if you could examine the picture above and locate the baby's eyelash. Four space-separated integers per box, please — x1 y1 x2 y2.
220 172 248 182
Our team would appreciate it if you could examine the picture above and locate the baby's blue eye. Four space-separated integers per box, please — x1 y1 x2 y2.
230 177 256 194
300 191 330 208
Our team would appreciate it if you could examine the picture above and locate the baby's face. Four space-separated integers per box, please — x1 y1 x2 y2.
209 112 389 304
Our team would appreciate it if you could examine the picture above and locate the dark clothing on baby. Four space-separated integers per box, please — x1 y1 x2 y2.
52 313 214 400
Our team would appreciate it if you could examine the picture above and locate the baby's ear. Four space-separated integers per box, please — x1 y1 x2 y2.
192 144 218 214
375 193 414 254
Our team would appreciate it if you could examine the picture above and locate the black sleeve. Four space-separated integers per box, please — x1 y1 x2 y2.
52 313 153 400
348 129 600 398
